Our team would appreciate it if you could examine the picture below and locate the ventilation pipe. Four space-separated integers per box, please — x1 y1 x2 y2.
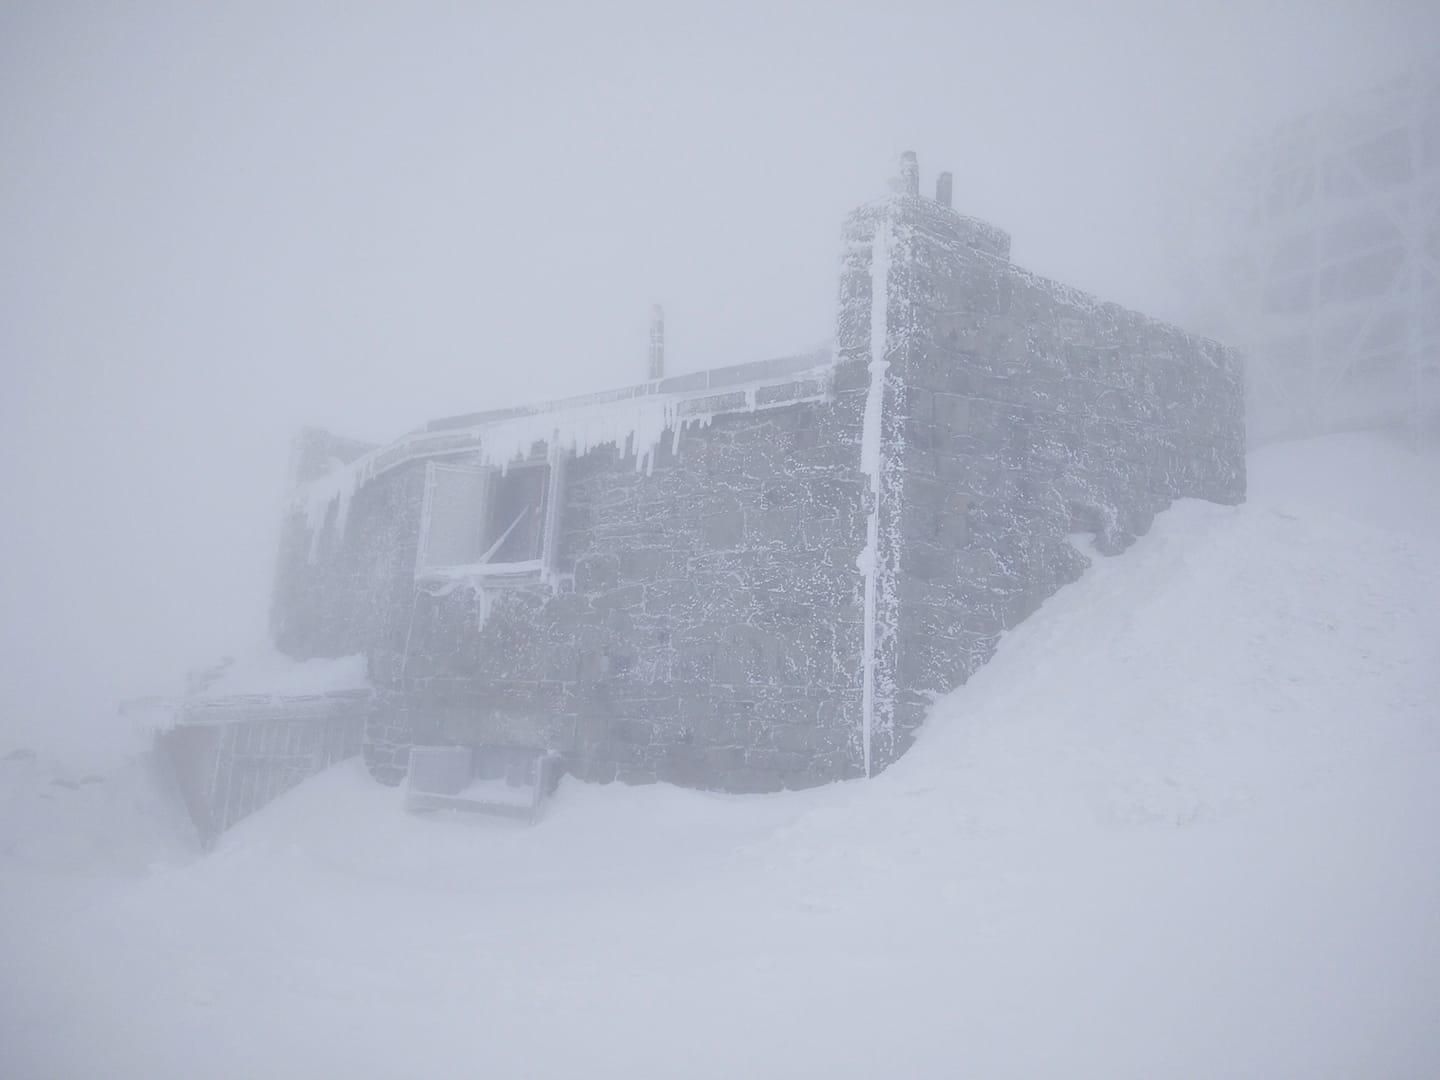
648 304 665 380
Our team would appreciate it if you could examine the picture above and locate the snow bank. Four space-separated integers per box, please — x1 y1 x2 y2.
5 432 1438 1079
0 749 196 876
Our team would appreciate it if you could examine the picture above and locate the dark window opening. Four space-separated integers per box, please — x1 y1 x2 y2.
483 465 549 564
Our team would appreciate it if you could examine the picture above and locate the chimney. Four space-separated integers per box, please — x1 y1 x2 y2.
936 170 953 209
648 304 665 380
890 151 920 197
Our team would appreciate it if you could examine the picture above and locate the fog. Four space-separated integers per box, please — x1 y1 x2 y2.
0 1 1428 753
6 7 1440 1078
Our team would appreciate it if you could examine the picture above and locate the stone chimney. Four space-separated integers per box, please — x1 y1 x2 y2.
648 304 665 380
890 151 920 197
936 171 953 209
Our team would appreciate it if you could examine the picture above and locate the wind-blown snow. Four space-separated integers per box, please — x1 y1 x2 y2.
4 432 1439 1079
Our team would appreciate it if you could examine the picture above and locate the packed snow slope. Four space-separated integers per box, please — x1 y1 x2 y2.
3 432 1438 1079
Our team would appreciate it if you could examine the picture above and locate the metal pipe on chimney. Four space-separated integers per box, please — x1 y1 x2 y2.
936 171 953 209
648 304 665 380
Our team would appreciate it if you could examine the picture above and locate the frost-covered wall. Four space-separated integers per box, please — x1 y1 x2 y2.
840 190 1246 764
273 366 877 792
270 172 1245 795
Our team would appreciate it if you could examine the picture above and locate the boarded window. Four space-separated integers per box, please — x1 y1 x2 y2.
417 457 561 578
419 465 488 569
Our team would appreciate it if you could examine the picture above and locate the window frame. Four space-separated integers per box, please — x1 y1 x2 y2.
414 446 565 587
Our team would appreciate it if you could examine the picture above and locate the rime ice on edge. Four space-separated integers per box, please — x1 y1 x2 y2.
858 207 892 778
290 353 836 564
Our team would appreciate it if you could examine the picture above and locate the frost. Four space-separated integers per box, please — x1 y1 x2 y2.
858 212 893 778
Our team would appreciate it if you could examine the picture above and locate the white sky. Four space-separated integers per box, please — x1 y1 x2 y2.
0 0 1432 754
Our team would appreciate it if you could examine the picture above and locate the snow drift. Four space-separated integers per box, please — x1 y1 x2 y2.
2 432 1437 1079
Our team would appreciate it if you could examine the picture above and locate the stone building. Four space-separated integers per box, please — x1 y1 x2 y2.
259 154 1245 807
152 155 1243 840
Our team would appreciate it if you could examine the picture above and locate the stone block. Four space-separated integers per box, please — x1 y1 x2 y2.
574 553 620 592
932 392 973 433
702 509 745 549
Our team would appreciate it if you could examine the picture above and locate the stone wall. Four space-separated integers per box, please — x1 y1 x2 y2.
839 193 1246 766
272 391 877 792
271 460 423 668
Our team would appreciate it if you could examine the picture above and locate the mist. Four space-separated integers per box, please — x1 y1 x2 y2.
0 1 1423 756
4 3 1440 1076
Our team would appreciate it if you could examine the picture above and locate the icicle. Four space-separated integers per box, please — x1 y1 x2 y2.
291 357 834 565
475 392 690 475
300 458 368 564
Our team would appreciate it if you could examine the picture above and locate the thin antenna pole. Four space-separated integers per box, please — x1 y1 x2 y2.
648 304 665 381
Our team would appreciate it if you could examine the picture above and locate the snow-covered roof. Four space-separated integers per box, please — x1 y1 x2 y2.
192 650 370 702
123 649 372 733
424 349 834 435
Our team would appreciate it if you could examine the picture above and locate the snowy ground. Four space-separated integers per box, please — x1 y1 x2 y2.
3 432 1438 1079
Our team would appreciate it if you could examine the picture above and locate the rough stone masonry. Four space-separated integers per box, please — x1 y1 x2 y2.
269 155 1246 796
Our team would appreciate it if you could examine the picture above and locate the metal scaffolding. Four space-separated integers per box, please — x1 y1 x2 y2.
1183 62 1440 444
